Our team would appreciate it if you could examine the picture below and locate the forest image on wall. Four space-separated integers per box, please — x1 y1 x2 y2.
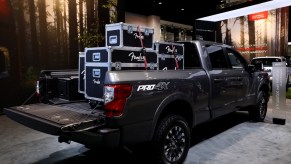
217 7 289 62
0 0 119 110
12 0 117 74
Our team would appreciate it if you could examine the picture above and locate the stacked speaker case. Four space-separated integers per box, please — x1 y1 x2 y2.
84 46 158 101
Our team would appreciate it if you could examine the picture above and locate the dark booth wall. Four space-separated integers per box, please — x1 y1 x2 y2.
0 0 120 111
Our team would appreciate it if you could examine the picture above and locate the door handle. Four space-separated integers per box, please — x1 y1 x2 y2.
214 78 224 83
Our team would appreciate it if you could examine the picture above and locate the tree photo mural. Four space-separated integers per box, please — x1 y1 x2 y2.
0 0 119 110
218 8 289 62
12 0 117 70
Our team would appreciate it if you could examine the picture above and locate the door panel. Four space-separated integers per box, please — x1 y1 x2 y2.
207 45 250 118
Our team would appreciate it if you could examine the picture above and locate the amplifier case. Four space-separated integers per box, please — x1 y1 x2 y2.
78 52 85 94
154 42 184 70
58 77 83 101
84 46 158 101
106 22 154 48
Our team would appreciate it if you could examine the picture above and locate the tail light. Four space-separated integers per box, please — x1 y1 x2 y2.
104 84 132 117
36 80 41 96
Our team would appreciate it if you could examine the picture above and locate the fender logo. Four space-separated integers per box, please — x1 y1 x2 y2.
128 52 144 61
165 46 177 54
81 70 85 79
93 79 100 84
137 82 170 91
133 33 144 40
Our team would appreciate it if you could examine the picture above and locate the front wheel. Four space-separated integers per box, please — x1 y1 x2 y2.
287 75 290 92
249 91 268 122
152 114 190 164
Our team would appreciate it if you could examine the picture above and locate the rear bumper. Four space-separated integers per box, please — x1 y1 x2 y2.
60 128 120 148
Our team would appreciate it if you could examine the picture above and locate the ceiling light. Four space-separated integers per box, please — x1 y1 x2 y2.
181 8 184 11
158 2 162 5
197 0 291 22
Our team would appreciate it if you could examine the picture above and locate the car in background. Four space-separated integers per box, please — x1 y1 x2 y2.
284 55 291 67
285 55 291 89
250 56 290 91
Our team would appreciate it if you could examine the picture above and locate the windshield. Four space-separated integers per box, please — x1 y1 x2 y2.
251 58 282 66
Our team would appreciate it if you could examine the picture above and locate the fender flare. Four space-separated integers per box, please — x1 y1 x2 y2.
257 75 270 94
148 92 194 140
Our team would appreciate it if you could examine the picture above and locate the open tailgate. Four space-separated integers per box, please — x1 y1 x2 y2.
3 102 105 135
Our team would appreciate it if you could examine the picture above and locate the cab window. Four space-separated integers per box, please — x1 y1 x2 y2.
207 45 228 69
225 48 246 69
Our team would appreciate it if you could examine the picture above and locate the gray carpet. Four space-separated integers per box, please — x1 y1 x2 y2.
185 121 291 164
185 97 291 164
0 97 290 164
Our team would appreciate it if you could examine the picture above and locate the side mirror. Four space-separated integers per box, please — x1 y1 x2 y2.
254 62 264 71
248 64 256 73
248 62 263 73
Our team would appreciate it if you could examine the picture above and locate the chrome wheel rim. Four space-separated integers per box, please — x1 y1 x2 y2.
164 125 185 162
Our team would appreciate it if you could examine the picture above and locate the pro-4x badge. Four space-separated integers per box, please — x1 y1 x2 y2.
137 82 170 91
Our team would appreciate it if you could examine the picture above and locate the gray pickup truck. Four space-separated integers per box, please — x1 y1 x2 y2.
4 40 270 164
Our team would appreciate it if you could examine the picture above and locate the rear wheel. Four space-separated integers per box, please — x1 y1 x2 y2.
152 114 190 164
249 91 268 122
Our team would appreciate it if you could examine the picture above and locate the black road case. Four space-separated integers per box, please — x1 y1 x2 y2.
154 42 184 70
85 46 158 101
105 22 154 48
58 77 84 101
78 52 85 94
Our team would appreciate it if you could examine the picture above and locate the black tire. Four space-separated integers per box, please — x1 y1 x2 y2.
151 114 190 164
287 75 290 92
249 91 268 122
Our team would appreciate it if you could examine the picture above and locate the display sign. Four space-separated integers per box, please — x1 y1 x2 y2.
248 11 268 21
272 62 287 125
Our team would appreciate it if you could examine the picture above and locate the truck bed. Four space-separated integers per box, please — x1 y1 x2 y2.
4 102 105 135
